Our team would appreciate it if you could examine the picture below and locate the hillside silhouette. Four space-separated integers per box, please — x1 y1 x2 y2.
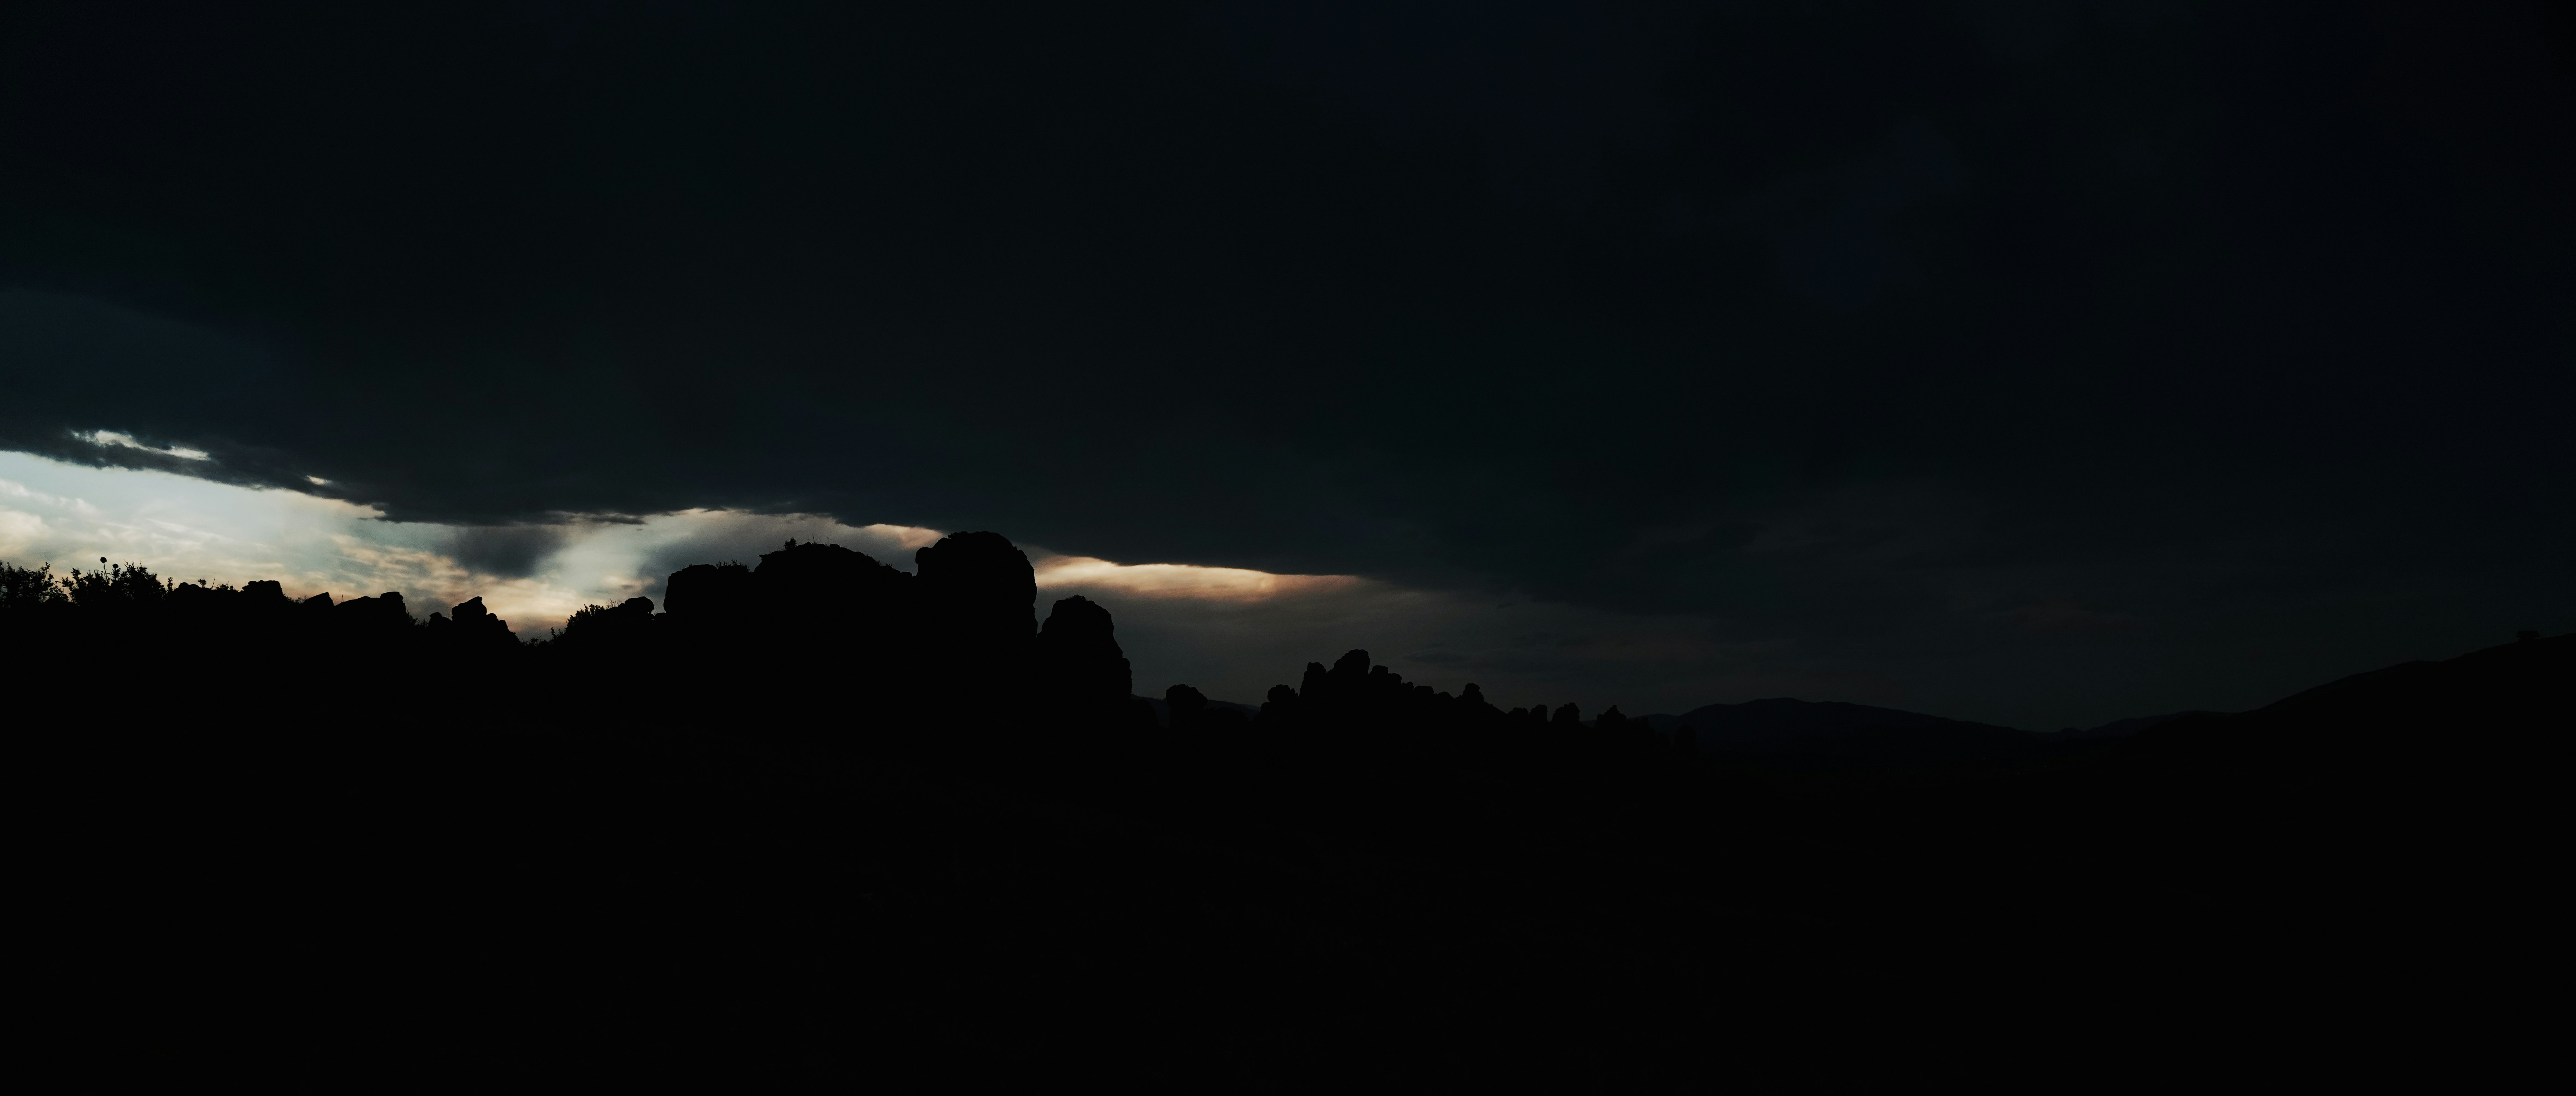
1645 697 2035 770
4 536 2563 1072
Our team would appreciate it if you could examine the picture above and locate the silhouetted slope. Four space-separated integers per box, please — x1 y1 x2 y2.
2121 632 2569 772
1656 696 2033 768
2256 632 2565 730
1136 692 1258 726
2060 711 2217 739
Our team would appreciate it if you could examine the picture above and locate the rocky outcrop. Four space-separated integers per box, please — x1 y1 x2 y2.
662 562 754 624
429 595 518 651
1036 594 1131 709
753 540 912 622
916 531 1034 674
556 596 657 652
334 591 414 635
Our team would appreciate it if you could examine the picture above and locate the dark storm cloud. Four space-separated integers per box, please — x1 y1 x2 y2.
442 525 570 580
1208 0 1696 208
3 1 2570 712
1732 121 1967 310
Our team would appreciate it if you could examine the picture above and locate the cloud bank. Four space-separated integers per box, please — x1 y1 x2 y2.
2 3 2569 725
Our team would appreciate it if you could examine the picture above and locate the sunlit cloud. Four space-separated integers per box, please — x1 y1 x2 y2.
1 451 1818 721
861 523 945 550
1033 554 1359 602
80 429 209 461
0 450 603 636
5 447 1374 622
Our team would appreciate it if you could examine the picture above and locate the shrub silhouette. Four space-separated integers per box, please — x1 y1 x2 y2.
0 561 64 612
63 558 167 610
555 596 656 654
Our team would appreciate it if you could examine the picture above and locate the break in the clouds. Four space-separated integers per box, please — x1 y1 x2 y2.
0 448 2025 721
0 449 594 634
0 445 2556 729
0 449 904 636
0 449 1915 720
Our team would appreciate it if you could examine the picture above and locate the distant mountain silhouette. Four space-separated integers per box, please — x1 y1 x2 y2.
1642 697 2033 769
2057 711 2220 739
2131 632 2569 762
1136 693 1260 727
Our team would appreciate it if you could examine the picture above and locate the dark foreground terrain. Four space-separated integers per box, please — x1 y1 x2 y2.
6 537 2562 1077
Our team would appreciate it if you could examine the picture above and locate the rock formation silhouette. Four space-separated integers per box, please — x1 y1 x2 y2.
1034 594 1147 731
5 536 2564 1069
662 561 754 629
429 595 519 652
916 531 1035 671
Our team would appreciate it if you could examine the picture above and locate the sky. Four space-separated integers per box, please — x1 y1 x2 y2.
3 1 2570 728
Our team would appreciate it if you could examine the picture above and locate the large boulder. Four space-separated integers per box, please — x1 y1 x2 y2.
1035 594 1132 711
743 542 920 715
662 562 754 622
915 531 1034 666
752 540 914 628
430 596 517 650
1164 683 1209 729
330 591 414 638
